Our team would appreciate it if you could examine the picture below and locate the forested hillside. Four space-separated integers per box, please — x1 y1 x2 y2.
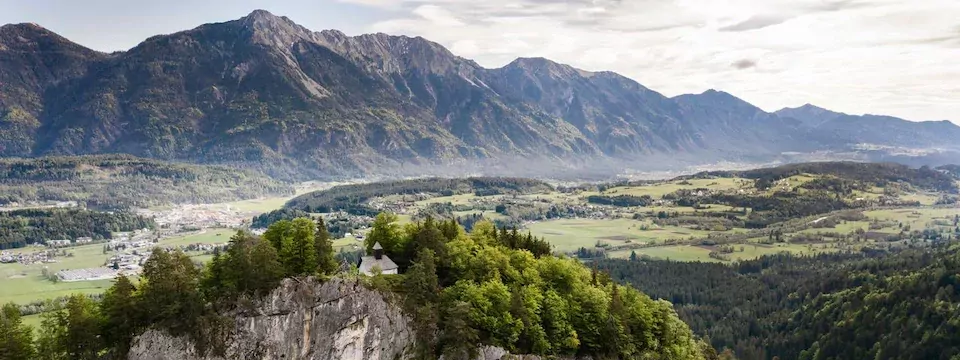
284 177 552 215
0 155 293 210
0 209 154 249
598 246 960 360
688 162 958 193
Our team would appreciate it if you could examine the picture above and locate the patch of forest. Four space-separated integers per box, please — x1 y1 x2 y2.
597 245 960 360
706 191 851 228
684 161 958 193
0 155 294 210
0 209 155 249
284 177 553 215
586 194 654 207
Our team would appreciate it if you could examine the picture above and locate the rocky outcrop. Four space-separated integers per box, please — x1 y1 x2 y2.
129 278 416 360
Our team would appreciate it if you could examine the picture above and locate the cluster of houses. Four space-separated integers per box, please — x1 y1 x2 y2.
46 237 94 248
0 250 59 265
138 204 251 231
0 200 77 211
56 267 122 282
49 239 227 282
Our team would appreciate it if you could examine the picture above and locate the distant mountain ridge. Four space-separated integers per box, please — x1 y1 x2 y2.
0 10 956 179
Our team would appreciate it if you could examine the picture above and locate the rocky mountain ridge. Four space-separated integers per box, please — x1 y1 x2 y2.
1 10 956 179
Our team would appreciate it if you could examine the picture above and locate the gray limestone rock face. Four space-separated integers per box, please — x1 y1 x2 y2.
128 278 416 360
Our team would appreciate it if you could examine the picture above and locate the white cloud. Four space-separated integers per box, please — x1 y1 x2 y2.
338 0 960 122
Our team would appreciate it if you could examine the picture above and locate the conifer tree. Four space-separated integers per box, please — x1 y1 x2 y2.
314 217 338 276
0 302 35 360
100 276 139 357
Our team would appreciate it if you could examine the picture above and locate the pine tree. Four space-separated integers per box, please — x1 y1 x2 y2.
281 218 317 276
0 302 35 360
38 295 102 360
139 248 204 337
100 276 139 358
440 301 479 360
315 217 338 276
205 231 284 300
404 249 441 357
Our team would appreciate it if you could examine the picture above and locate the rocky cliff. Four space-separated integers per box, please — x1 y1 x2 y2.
129 278 416 360
128 278 583 360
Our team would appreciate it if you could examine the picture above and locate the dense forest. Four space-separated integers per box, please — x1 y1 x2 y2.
586 194 654 207
598 245 960 360
0 215 713 360
285 177 553 215
0 155 293 210
686 161 958 193
0 209 155 249
250 208 310 229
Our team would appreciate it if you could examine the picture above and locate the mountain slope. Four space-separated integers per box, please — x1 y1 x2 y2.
0 10 957 179
0 23 107 156
775 104 960 149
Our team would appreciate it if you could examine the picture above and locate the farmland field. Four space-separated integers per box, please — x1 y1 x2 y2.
609 246 719 262
608 242 836 263
162 228 234 246
527 218 713 252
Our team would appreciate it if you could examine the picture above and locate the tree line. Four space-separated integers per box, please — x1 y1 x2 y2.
0 209 155 249
586 194 654 207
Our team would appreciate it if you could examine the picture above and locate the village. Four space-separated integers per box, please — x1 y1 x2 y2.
137 203 253 233
0 215 231 283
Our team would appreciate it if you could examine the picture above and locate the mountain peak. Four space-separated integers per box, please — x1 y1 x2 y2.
774 103 845 127
0 22 100 57
505 57 594 78
798 103 825 110
0 22 59 41
1 22 46 31
700 89 731 97
241 9 285 25
235 9 317 48
777 103 842 116
688 89 754 107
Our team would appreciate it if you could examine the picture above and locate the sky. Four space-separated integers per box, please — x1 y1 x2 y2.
3 0 959 122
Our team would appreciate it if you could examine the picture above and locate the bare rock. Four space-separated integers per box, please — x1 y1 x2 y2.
129 278 416 360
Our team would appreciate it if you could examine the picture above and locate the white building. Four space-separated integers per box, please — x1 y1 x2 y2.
359 242 398 275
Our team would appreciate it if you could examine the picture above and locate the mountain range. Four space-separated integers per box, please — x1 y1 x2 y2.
1 10 957 179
